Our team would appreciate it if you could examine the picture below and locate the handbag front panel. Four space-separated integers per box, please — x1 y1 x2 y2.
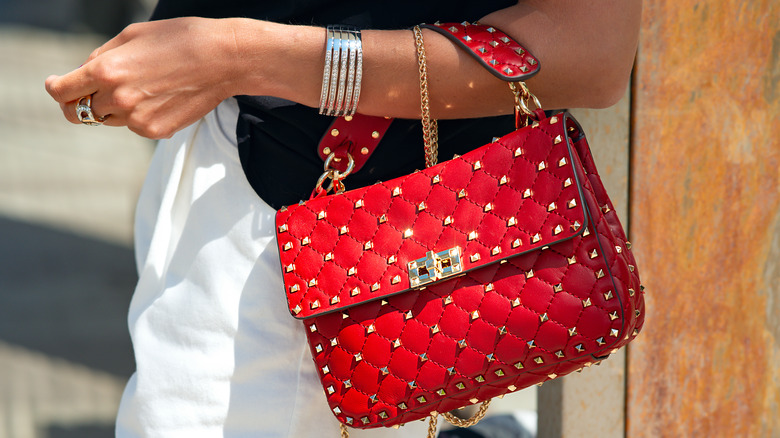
281 113 645 428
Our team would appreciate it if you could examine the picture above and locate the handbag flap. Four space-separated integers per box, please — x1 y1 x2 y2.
276 112 588 319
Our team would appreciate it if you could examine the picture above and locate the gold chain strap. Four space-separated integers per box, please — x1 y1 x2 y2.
442 400 492 428
426 413 439 438
413 25 439 168
509 81 542 128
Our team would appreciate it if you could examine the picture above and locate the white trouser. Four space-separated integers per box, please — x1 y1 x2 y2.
115 99 429 437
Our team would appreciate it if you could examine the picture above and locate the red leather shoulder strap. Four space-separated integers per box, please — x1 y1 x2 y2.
421 22 540 82
317 114 394 174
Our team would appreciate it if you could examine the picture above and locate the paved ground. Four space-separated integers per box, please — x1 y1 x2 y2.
0 25 536 438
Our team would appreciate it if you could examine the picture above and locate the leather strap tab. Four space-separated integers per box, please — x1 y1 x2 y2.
421 22 540 82
317 114 394 174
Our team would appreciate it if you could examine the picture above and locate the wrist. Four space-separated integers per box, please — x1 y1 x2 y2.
227 18 325 106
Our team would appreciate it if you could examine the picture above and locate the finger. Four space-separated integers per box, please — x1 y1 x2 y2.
88 91 126 127
61 98 124 127
45 71 97 105
83 28 127 64
59 101 81 125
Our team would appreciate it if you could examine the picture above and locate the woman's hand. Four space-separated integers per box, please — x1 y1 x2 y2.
45 17 242 139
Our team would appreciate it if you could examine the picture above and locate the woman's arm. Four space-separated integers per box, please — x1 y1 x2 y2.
45 0 641 139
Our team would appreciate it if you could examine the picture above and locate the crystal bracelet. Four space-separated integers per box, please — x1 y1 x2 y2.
319 25 362 117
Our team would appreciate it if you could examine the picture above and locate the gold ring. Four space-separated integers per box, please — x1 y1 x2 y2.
75 95 108 126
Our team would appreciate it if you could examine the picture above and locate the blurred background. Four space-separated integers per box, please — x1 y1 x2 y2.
0 1 154 437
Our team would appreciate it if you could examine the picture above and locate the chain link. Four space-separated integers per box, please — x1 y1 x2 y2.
509 81 542 127
413 26 439 168
442 400 492 428
427 413 439 438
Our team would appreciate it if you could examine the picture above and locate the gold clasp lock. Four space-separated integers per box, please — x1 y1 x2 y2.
408 247 463 288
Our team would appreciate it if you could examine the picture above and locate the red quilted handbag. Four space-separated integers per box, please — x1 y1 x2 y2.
275 22 645 435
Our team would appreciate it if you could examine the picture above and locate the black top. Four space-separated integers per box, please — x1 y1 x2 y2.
151 0 516 209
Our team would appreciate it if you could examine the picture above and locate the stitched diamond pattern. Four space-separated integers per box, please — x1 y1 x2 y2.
275 112 645 429
422 22 541 82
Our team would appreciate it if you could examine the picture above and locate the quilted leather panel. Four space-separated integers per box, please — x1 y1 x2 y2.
421 22 541 82
277 115 587 319
275 112 645 429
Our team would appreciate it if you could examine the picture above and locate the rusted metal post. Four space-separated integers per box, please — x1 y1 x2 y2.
628 1 780 436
